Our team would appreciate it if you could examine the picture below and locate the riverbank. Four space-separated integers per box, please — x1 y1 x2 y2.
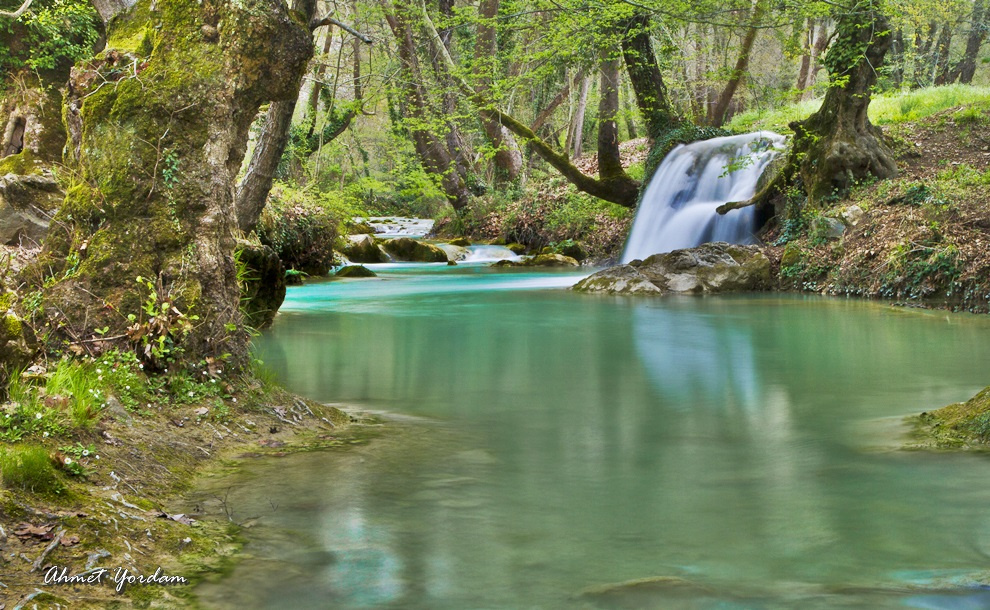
0 378 355 608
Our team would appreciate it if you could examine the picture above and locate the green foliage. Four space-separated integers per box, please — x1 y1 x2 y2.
127 275 200 369
257 183 355 275
0 444 63 494
0 0 100 73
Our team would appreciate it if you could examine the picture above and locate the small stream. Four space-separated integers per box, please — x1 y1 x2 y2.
194 263 990 609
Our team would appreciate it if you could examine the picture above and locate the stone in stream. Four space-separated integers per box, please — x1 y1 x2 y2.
334 265 377 278
574 242 770 295
381 237 448 262
492 253 580 267
340 234 388 263
447 237 472 247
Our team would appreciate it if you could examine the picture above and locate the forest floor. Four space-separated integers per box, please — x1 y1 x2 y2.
0 381 371 608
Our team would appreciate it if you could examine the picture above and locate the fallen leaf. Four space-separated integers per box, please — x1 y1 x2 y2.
14 523 55 541
60 534 80 547
156 512 195 525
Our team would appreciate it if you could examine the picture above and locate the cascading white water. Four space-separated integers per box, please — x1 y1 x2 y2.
621 131 786 263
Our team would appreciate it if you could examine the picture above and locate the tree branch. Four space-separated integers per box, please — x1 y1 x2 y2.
0 0 32 19
310 14 373 43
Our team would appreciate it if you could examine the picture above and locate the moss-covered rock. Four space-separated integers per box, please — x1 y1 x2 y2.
506 242 527 255
914 386 990 449
257 193 339 276
335 265 377 278
493 253 580 267
0 289 36 394
575 243 770 295
341 234 388 263
447 237 471 247
235 241 285 330
381 237 448 262
345 219 376 235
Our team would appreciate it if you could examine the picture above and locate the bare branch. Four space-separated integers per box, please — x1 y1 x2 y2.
0 0 32 19
310 14 373 43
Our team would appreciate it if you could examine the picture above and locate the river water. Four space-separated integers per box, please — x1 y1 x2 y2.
196 263 990 609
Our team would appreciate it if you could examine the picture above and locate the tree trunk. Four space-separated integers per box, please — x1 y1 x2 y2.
597 52 640 204
474 0 522 182
34 0 312 367
709 0 766 127
569 74 591 159
805 20 830 98
620 12 680 139
795 19 813 96
932 22 954 85
531 71 577 132
951 0 988 83
913 21 939 87
383 1 472 209
789 0 897 203
890 29 905 88
305 28 335 139
233 0 319 234
622 79 638 139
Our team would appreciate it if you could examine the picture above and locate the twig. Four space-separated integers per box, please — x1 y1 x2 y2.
310 14 373 43
30 528 64 572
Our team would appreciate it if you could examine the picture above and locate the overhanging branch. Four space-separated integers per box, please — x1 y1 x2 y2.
310 14 373 43
0 0 32 19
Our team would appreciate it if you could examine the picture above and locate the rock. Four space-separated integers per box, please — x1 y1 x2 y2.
0 289 37 391
285 270 306 286
506 243 527 254
574 242 770 295
381 237 448 262
780 242 803 267
235 241 286 330
492 253 580 267
447 260 457 266
436 243 469 261
572 265 662 294
345 220 376 235
812 215 845 239
0 171 62 246
841 205 865 226
334 265 377 278
341 234 388 263
447 237 471 247
557 241 588 262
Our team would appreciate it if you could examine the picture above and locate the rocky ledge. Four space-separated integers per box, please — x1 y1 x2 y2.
573 242 771 295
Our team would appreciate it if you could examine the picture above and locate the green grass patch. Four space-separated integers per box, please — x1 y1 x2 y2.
0 444 64 494
728 85 990 134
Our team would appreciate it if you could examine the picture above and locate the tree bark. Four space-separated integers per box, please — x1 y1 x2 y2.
932 22 954 85
473 0 522 182
709 0 767 127
619 12 680 139
622 78 638 139
805 20 830 98
795 19 813 96
789 0 897 203
35 0 312 367
913 21 939 87
531 71 577 132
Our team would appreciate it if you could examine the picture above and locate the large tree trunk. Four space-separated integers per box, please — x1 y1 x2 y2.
619 12 680 139
33 0 312 367
951 0 988 83
709 0 767 127
597 52 640 204
932 22 954 85
789 0 897 203
795 19 814 96
474 0 522 182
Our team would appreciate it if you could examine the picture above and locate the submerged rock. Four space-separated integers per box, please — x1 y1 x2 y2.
574 242 770 295
334 265 377 278
381 237 448 262
341 234 388 263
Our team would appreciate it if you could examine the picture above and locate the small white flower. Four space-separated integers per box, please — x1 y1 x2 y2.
125 385 130 390
232 398 237 403
98 375 103 381
35 412 42 420
82 449 90 457
64 457 72 465
95 455 100 460
210 379 216 384
96 368 102 374
43 431 49 438
187 391 194 397
138 364 144 370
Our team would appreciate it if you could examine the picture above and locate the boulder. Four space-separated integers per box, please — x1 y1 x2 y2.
492 253 580 267
341 234 388 263
506 243 527 255
381 237 448 262
571 265 662 294
235 241 286 330
557 241 587 262
811 215 845 240
437 243 469 261
0 171 62 246
345 219 376 235
574 242 770 295
840 205 865 226
447 237 471 247
0 289 37 393
335 265 377 278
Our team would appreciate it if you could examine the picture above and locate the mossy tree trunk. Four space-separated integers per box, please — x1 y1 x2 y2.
619 12 681 140
34 0 312 368
788 0 897 204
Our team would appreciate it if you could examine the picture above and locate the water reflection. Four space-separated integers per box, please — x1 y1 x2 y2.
197 271 990 608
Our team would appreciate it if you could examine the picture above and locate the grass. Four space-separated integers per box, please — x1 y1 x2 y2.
727 85 990 134
0 443 63 494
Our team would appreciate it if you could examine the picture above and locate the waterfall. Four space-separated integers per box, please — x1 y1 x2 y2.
621 132 786 263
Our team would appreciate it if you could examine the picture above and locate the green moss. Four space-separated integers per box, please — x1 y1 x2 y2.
3 314 22 337
0 444 65 495
915 386 990 448
0 150 40 175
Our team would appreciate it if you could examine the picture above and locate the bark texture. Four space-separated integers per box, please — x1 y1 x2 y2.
474 0 522 182
619 12 680 139
33 0 312 367
789 0 897 203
